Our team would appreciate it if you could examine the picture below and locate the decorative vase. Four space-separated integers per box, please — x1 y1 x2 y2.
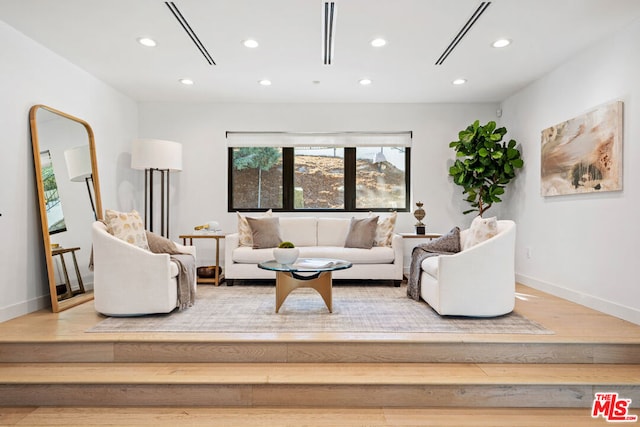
413 201 426 235
273 247 299 265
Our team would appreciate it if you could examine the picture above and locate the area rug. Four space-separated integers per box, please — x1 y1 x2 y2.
88 285 553 334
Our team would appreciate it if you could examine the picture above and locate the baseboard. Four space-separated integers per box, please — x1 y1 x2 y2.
0 295 50 323
516 273 640 326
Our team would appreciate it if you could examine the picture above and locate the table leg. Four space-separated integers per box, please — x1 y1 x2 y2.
57 254 73 300
70 250 85 294
275 271 332 313
214 237 220 286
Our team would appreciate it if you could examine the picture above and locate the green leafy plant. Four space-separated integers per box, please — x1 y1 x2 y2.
448 120 524 216
278 241 295 248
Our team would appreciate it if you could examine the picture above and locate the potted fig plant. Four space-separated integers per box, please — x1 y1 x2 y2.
448 120 524 216
273 241 299 264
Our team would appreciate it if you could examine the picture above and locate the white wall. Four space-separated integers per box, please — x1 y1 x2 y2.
138 102 499 267
0 20 138 321
501 19 640 324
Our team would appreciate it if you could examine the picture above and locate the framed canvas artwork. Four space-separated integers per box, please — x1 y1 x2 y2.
540 101 623 196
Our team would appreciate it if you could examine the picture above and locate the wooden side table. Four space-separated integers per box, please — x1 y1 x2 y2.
179 234 226 286
399 232 442 240
51 247 85 300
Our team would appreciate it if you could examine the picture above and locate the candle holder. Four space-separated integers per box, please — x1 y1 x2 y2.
413 201 426 235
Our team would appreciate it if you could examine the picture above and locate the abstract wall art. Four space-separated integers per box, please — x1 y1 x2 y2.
540 100 623 196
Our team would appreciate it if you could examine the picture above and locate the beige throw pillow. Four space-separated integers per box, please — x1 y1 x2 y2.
462 216 498 250
371 211 397 247
344 216 379 249
104 209 149 250
246 216 282 249
237 209 272 247
146 231 181 254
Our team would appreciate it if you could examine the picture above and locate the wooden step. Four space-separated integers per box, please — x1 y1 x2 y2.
0 406 618 426
1 362 639 408
2 341 640 364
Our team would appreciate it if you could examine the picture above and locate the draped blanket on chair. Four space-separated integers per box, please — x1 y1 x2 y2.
407 227 461 301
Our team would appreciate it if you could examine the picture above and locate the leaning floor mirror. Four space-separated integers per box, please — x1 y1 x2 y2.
29 105 102 312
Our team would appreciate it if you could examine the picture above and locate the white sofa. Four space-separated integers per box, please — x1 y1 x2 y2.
92 221 197 316
225 217 403 284
419 220 516 317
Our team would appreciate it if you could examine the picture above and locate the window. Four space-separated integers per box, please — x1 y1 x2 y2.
227 132 411 212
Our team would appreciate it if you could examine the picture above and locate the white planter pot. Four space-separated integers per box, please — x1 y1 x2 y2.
273 247 299 265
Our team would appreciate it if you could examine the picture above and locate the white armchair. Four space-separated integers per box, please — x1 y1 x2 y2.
91 221 196 316
420 220 516 317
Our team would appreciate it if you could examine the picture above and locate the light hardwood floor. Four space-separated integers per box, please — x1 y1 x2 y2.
1 283 639 344
1 283 639 426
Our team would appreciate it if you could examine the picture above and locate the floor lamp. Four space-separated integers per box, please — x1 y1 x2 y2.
64 144 97 220
131 139 182 237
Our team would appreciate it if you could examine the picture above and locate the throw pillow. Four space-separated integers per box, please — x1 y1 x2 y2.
344 216 379 249
419 226 462 254
237 209 272 247
146 231 181 254
104 209 149 250
246 216 282 249
371 211 397 247
462 216 498 250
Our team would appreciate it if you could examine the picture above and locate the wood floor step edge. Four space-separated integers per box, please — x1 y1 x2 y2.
0 406 618 426
2 341 640 363
1 362 639 386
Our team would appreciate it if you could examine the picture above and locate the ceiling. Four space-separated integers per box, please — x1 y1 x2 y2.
2 0 640 104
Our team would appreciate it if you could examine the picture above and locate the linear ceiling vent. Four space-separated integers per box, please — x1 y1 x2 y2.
435 1 491 65
165 1 216 65
323 1 337 65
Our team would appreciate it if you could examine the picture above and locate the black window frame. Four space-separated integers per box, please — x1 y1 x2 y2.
228 146 410 213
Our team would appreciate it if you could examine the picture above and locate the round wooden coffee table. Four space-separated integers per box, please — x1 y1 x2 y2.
258 258 352 313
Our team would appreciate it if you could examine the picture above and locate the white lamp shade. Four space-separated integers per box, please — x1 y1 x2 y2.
131 139 183 171
64 145 92 182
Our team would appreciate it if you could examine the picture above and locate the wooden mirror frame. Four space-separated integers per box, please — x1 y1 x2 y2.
29 105 103 312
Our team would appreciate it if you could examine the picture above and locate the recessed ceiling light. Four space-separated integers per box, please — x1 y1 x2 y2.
243 39 259 48
359 78 372 86
137 37 157 47
452 78 467 85
370 38 387 47
179 78 194 85
259 79 272 86
492 38 511 48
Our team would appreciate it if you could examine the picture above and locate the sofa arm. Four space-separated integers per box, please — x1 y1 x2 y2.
390 233 404 280
225 233 240 269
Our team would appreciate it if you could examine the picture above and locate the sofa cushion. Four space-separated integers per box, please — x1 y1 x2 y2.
169 261 179 278
280 217 317 247
317 218 351 246
247 217 282 249
104 209 149 250
300 246 395 264
421 256 439 278
237 209 272 247
463 216 498 250
345 216 378 249
232 245 395 264
372 211 397 247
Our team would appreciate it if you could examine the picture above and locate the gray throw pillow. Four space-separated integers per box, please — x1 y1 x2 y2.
344 216 378 249
418 226 461 254
247 216 282 249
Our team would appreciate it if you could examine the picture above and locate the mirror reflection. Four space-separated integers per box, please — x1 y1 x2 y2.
30 105 102 312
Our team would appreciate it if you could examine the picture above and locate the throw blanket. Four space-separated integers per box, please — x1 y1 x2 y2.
146 231 196 310
407 227 461 301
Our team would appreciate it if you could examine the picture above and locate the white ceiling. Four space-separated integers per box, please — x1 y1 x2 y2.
2 0 640 103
